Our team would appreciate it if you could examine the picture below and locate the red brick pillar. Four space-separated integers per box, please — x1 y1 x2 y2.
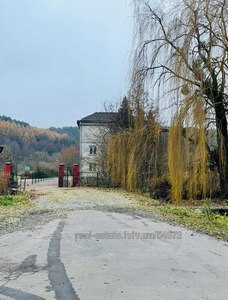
58 164 64 187
4 162 11 189
72 164 79 187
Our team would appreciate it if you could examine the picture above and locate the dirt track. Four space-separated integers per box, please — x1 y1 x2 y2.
0 179 228 299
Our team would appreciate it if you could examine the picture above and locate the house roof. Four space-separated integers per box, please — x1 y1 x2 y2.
77 112 118 126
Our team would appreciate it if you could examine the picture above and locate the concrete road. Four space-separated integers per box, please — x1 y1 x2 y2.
0 186 228 299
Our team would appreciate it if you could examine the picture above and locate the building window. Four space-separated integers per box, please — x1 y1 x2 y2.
89 163 97 172
89 145 97 155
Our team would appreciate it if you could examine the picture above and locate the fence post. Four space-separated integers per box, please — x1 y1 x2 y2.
72 164 79 187
58 164 64 187
23 178 26 191
4 162 11 190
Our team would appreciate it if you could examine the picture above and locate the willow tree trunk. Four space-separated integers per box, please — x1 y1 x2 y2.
214 98 228 198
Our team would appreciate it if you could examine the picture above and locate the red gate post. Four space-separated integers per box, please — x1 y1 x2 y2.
4 162 11 190
72 164 79 187
58 164 64 187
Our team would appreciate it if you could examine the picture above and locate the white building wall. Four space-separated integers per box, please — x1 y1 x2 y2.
79 123 108 177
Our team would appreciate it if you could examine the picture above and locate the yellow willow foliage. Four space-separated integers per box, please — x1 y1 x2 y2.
105 118 161 191
135 106 144 130
168 121 184 202
126 133 135 190
168 97 207 203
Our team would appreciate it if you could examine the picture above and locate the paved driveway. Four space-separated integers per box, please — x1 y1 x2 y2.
0 181 227 299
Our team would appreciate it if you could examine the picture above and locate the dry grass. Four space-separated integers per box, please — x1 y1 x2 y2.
0 194 34 225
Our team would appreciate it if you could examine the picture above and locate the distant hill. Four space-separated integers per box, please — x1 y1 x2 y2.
49 126 79 145
0 115 30 127
0 116 79 172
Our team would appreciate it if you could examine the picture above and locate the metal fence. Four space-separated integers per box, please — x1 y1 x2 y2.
79 172 115 187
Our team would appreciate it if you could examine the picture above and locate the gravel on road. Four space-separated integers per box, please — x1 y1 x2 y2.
0 179 159 236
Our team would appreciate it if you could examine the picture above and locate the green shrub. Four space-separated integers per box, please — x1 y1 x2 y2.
0 196 14 206
0 195 27 206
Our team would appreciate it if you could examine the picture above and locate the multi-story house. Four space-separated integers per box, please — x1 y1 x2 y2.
77 112 118 183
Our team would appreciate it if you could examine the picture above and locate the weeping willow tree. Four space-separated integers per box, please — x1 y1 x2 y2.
168 96 207 202
131 0 228 202
105 95 165 192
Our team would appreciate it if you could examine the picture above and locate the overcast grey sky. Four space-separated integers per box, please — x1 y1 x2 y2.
0 0 132 128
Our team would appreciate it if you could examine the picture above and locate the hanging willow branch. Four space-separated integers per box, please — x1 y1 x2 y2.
130 0 228 201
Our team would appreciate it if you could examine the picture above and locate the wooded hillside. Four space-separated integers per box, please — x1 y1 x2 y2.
0 116 79 172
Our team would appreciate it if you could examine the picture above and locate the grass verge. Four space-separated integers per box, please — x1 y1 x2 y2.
0 193 35 226
0 195 28 206
136 196 228 242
